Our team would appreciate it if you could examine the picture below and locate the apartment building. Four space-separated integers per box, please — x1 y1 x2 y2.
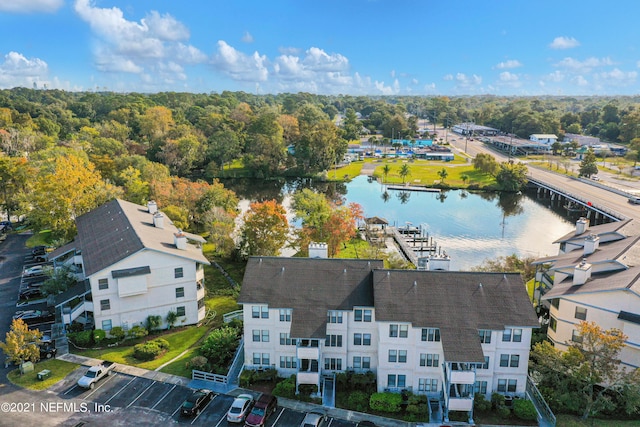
52 199 210 332
533 218 640 369
239 255 538 422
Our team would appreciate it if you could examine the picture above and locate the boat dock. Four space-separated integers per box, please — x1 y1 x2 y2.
389 225 442 267
386 185 440 193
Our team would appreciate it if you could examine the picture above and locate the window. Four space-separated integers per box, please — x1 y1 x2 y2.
497 379 507 392
508 379 517 392
551 298 560 309
252 306 260 318
174 267 183 278
100 299 110 310
327 310 343 323
279 309 292 322
253 353 269 365
252 306 268 319
353 333 371 346
387 374 406 388
502 328 523 342
422 328 441 342
474 381 487 394
280 333 295 346
418 378 438 392
252 330 269 342
176 306 186 316
389 324 408 338
260 306 268 318
549 317 557 332
325 334 342 347
388 350 397 362
354 356 371 369
98 278 108 290
420 353 439 367
499 354 519 368
354 309 372 322
502 328 512 342
101 319 112 331
513 329 522 342
362 357 371 369
398 350 407 363
497 379 517 393
197 298 205 309
175 287 185 298
572 329 583 343
324 358 342 370
280 356 296 369
575 306 587 321
478 329 492 344
472 356 489 370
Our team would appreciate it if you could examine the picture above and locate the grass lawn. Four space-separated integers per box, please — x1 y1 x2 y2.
331 161 364 180
158 347 199 377
371 158 496 188
25 229 52 248
7 359 80 390
75 325 210 371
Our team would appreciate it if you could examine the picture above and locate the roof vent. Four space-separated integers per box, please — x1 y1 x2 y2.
281 266 285 273
174 231 187 250
153 212 164 229
147 200 158 214
479 283 483 289
344 268 347 273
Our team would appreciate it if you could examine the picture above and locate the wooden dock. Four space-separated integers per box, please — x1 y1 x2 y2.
389 226 441 267
387 185 440 193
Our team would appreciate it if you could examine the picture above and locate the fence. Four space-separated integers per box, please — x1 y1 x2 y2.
526 375 556 427
191 338 244 392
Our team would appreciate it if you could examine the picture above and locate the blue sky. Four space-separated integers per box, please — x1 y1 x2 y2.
2 0 640 96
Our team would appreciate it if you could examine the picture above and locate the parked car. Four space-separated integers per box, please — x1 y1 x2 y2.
300 411 328 427
39 343 57 359
31 246 48 256
629 196 640 205
226 393 254 423
180 389 213 417
77 361 116 389
23 265 50 277
244 394 277 427
13 309 54 325
19 288 42 300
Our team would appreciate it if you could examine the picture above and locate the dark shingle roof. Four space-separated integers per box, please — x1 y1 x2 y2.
238 257 384 338
373 270 539 362
76 199 209 277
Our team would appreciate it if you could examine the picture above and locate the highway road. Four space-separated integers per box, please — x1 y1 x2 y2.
444 133 640 235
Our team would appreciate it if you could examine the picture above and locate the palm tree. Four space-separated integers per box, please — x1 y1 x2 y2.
399 164 411 183
460 173 469 186
437 168 448 183
382 164 391 183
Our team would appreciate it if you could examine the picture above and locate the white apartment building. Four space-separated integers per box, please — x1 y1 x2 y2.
239 256 538 422
533 218 640 370
52 199 209 332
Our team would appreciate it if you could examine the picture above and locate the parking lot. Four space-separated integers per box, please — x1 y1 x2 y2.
57 368 358 426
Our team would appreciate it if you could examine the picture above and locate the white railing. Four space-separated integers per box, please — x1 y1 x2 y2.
223 310 243 323
192 369 228 384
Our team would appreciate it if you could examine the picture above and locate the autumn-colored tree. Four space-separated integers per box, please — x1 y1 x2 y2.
139 106 174 141
118 166 150 205
0 319 43 367
24 153 122 240
325 202 363 257
531 321 640 419
0 156 33 221
239 200 289 257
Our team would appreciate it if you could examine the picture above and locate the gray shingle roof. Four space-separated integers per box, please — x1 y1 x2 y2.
542 265 640 299
534 235 640 269
553 219 630 244
76 199 209 277
238 257 384 338
373 270 539 363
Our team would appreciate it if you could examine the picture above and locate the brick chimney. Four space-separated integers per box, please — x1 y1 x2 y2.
573 259 592 286
147 200 158 214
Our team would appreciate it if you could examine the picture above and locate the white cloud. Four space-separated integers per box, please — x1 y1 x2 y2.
242 32 254 43
495 59 522 69
212 40 269 82
549 36 580 49
0 0 63 13
374 79 400 95
499 72 519 82
594 68 637 86
455 73 482 87
302 47 348 72
0 51 49 88
554 56 614 72
73 0 206 80
573 75 589 86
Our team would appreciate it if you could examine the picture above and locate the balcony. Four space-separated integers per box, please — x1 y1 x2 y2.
297 346 320 360
448 397 473 411
450 370 475 384
297 371 320 385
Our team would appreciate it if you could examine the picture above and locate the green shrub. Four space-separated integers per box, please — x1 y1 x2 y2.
189 356 208 371
128 325 148 338
347 390 370 412
109 326 125 341
497 405 511 418
474 393 492 412
273 375 296 399
370 392 402 413
68 323 84 333
513 399 538 421
239 369 255 387
69 330 93 347
93 329 106 345
133 342 161 361
406 394 428 414
298 384 318 397
146 315 162 333
153 338 170 350
491 392 506 409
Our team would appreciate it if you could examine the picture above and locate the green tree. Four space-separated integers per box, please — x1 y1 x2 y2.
437 168 448 183
398 164 411 183
495 162 528 192
41 265 77 296
244 110 287 178
578 148 599 177
162 204 190 231
0 156 33 222
166 311 178 329
239 200 289 257
341 108 362 141
118 166 150 205
460 173 469 185
473 153 499 176
382 164 391 183
199 325 241 374
0 319 43 367
471 253 535 281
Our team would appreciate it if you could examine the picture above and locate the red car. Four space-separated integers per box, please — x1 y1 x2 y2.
244 394 277 427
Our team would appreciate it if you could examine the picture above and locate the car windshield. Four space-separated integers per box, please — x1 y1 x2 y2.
85 371 97 378
251 407 265 416
230 406 241 414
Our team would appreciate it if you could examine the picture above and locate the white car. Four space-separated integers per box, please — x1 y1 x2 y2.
226 393 254 423
23 265 51 277
300 411 328 427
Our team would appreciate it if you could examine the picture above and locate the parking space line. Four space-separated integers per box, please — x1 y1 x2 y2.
83 372 118 400
191 395 216 425
327 418 334 427
126 380 156 408
271 407 285 425
63 384 79 396
151 383 177 410
104 376 137 405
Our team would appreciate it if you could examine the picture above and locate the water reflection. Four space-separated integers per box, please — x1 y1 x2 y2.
220 175 575 270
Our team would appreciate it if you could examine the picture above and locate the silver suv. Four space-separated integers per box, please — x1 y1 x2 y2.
300 411 327 427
